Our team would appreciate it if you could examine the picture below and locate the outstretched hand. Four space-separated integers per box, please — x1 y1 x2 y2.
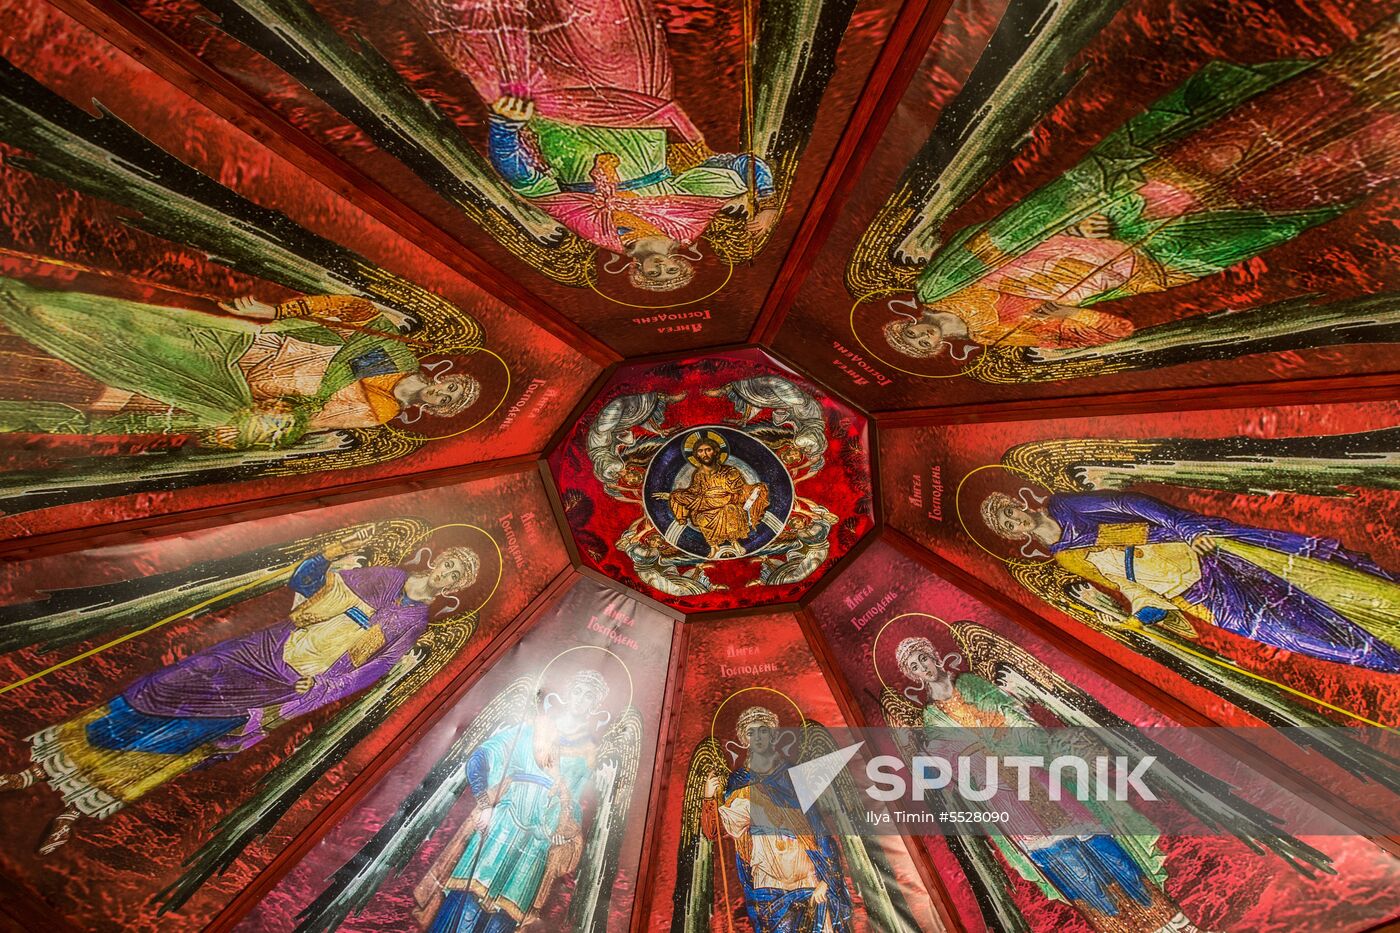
219 295 278 319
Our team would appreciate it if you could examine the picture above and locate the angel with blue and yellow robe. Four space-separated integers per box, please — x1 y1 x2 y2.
982 489 1400 673
673 706 920 933
413 670 612 932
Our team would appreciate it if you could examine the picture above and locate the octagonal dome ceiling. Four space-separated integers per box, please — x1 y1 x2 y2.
1 1 1399 932
547 348 873 611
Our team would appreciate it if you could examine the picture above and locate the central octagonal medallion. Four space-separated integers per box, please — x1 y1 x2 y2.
547 349 874 612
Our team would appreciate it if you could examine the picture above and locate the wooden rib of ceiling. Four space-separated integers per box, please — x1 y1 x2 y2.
44 0 620 366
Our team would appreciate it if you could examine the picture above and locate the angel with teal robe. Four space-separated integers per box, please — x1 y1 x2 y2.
0 278 479 450
292 669 642 933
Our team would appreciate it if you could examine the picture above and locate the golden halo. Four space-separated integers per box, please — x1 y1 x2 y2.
848 289 991 380
588 252 733 308
953 463 1055 566
410 523 505 615
684 430 729 466
871 612 953 691
709 685 805 749
387 347 512 442
537 645 634 714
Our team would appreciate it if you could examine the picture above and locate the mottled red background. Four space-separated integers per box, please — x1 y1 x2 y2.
0 469 567 931
0 0 598 541
236 576 676 932
776 0 1400 409
880 401 1400 734
548 349 875 612
808 539 1400 933
112 0 903 353
641 608 941 931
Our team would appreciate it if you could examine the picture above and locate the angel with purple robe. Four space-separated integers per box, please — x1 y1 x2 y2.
0 528 479 853
982 489 1400 672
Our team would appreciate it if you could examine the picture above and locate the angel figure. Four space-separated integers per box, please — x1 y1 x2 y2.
0 280 479 451
0 60 495 516
863 11 1400 371
0 521 478 857
172 0 855 289
880 622 1330 933
980 489 1400 673
293 669 641 933
672 705 917 933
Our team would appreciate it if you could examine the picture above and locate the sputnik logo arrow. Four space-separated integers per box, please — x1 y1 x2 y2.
791 741 865 812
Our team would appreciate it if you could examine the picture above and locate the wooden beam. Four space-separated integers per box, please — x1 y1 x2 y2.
750 0 958 345
43 0 621 366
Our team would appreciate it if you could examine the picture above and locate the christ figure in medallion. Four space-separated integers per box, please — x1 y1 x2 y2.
654 431 769 558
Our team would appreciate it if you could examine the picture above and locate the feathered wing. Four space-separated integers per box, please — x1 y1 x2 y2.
846 0 1126 297
569 706 644 933
706 0 859 262
800 721 920 933
1001 428 1400 499
0 432 425 519
283 677 538 933
878 688 1032 933
949 621 1336 874
669 737 729 933
1007 559 1400 789
0 56 482 349
195 0 595 285
0 519 424 654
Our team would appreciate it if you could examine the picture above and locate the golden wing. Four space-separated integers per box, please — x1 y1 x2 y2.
999 438 1159 492
948 619 1075 696
879 685 923 730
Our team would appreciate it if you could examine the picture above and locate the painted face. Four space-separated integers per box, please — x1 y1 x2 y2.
566 679 602 714
637 253 690 286
996 501 1037 538
418 378 465 411
901 321 943 354
694 443 719 466
746 724 777 755
428 554 470 592
902 648 942 685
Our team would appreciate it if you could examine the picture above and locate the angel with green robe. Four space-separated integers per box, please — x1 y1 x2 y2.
0 279 480 451
879 621 1331 933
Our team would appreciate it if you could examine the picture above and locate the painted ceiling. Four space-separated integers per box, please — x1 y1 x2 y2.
0 0 1398 931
